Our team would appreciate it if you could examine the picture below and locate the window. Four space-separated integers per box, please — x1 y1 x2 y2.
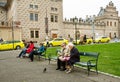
35 31 39 38
30 4 33 8
110 21 112 26
30 4 38 9
35 14 38 21
30 31 34 38
51 15 54 22
55 15 58 22
51 7 58 12
30 13 34 21
114 22 116 27
55 8 57 11
30 13 38 21
34 5 38 9
51 7 54 11
50 14 58 22
30 30 39 38
107 21 109 26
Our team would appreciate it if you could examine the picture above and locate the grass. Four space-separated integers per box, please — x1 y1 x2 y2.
46 42 120 76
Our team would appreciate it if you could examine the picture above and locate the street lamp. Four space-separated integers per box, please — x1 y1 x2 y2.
11 18 14 50
92 17 95 41
45 8 48 36
73 16 78 45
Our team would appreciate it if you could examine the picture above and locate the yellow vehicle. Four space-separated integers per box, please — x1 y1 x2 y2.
94 36 111 43
73 39 81 45
86 38 93 44
43 38 68 47
73 38 93 45
0 40 25 50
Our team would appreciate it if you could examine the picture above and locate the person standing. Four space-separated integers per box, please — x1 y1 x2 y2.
45 36 49 47
83 35 87 44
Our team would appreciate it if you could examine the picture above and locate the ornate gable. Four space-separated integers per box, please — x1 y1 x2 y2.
98 7 105 16
104 1 118 17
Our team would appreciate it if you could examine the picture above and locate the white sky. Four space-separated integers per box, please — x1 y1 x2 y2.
63 0 120 19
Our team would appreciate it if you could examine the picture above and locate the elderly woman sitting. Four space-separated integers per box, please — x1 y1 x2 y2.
56 42 70 71
65 42 80 73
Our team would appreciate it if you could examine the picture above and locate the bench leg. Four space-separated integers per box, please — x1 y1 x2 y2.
96 66 98 75
87 66 90 76
38 55 40 61
48 58 51 64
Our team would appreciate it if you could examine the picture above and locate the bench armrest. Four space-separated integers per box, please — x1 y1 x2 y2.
87 59 97 66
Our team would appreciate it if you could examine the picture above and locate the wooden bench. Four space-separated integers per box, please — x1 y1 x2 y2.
74 52 99 75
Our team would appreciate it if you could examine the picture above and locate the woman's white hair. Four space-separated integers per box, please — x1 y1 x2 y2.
67 42 74 47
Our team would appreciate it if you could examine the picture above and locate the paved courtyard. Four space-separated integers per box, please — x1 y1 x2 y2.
0 50 120 82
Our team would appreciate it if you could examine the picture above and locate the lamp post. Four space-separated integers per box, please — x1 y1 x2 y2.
11 18 14 50
73 16 78 45
92 17 95 41
45 8 48 35
92 21 95 40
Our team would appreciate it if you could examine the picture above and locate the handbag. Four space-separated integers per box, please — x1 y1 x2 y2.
63 56 70 61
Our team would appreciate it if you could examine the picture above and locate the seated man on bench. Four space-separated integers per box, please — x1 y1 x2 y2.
29 43 45 62
17 41 34 58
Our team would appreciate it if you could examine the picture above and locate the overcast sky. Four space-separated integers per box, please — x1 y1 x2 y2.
63 0 120 19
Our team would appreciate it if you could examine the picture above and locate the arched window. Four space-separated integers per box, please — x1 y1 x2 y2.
114 22 116 27
110 21 112 26
107 21 109 26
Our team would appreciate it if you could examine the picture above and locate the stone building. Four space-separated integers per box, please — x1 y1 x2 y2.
0 0 120 43
63 1 120 40
0 0 63 42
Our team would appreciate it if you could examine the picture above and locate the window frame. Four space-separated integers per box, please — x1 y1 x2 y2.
30 13 38 21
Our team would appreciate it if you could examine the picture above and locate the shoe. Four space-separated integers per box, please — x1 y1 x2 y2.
29 60 33 62
56 68 60 70
16 56 20 58
66 69 72 73
65 69 69 72
60 68 66 71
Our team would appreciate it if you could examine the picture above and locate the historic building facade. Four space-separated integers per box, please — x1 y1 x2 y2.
0 0 63 42
0 0 120 42
63 1 120 40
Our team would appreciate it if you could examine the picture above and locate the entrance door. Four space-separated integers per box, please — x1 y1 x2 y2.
52 34 57 38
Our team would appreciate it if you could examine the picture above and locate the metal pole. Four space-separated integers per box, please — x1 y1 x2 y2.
92 22 95 40
75 23 77 45
12 20 14 50
45 7 48 36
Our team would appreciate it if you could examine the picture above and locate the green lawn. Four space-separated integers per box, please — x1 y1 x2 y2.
46 42 120 76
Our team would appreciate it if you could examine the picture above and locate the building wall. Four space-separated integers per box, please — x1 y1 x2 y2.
0 0 21 41
0 7 7 25
15 0 63 42
63 21 106 40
